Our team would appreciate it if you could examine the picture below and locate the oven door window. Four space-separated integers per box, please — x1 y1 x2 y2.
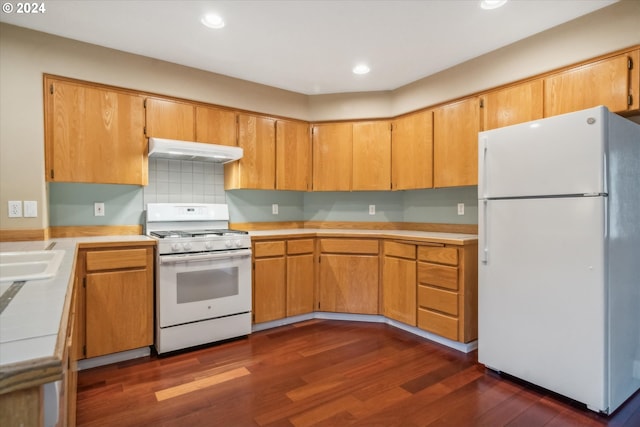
176 267 239 304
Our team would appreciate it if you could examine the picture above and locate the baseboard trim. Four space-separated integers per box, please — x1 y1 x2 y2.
253 312 478 354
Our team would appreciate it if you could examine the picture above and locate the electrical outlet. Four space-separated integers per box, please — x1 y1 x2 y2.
23 201 38 218
369 205 376 215
8 201 22 218
457 203 465 215
94 202 105 217
272 204 279 215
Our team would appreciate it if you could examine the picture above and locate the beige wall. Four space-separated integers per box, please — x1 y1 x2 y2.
1 0 639 231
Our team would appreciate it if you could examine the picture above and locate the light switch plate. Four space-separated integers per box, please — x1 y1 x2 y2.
23 201 37 218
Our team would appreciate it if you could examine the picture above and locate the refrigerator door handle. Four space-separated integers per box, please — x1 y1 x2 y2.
481 199 489 264
480 136 488 198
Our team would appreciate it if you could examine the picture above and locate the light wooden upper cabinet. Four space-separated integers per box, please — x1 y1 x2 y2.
195 105 236 146
544 52 639 117
482 80 544 131
433 97 481 188
145 97 195 140
391 110 434 190
225 113 276 189
312 123 353 191
45 77 147 185
276 120 311 191
352 121 392 191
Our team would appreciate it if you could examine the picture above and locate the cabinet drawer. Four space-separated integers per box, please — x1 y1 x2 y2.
384 241 416 260
418 285 458 316
418 308 458 341
86 249 148 271
287 239 314 255
254 241 285 257
418 262 458 290
418 246 458 266
319 239 379 255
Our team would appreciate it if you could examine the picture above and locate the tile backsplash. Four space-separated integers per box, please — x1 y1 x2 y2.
144 158 226 205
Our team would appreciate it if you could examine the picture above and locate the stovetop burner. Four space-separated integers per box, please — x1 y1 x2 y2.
150 229 249 239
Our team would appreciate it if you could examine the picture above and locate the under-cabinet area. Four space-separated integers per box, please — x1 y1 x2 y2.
250 231 478 345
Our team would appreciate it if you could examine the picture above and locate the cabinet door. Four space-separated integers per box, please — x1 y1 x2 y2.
145 97 195 140
483 80 543 130
352 121 391 190
434 98 480 188
382 255 416 326
319 254 378 314
276 120 311 191
46 79 146 185
254 257 286 323
391 110 433 190
195 105 236 146
287 253 315 316
312 123 353 191
85 269 152 358
225 114 276 189
544 54 633 117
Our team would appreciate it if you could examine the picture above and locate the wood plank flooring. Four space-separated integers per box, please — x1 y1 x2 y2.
76 320 640 426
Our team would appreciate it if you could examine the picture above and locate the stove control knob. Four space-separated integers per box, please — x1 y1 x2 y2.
171 243 183 252
225 240 232 248
235 240 242 248
183 242 192 251
205 241 214 250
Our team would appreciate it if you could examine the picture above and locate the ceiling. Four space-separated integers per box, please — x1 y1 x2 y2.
0 0 618 95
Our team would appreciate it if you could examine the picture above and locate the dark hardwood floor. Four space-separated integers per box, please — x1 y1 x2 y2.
76 320 640 426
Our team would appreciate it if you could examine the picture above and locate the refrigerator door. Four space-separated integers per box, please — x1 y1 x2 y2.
478 106 607 199
478 196 607 411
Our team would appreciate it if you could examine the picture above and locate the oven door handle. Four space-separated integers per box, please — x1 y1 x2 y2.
159 249 252 264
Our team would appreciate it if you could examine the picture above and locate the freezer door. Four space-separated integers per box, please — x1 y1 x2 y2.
478 196 607 411
478 106 607 199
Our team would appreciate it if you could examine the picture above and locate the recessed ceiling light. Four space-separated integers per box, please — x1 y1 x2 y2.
480 0 507 10
352 64 370 75
201 13 225 29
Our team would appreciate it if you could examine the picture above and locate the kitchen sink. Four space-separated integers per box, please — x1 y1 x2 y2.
0 250 64 282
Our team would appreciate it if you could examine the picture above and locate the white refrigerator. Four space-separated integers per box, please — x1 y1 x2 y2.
477 106 640 414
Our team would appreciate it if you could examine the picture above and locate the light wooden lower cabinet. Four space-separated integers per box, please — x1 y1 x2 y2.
416 244 478 343
253 238 315 323
252 235 478 344
318 239 379 314
76 244 154 359
382 241 417 325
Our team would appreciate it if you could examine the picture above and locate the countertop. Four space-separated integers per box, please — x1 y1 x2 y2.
0 235 154 393
248 228 478 245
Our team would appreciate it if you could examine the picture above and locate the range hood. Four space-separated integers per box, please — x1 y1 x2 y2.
148 137 243 163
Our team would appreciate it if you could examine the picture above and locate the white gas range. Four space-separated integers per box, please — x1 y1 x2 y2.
146 203 252 355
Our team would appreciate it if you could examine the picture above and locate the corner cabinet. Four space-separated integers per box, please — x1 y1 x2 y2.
44 76 147 185
318 238 379 314
433 97 481 188
75 243 154 359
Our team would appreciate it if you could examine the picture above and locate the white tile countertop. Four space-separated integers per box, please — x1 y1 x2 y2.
0 236 155 369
